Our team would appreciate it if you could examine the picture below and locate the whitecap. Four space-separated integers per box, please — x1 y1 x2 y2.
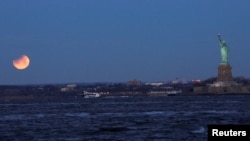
144 111 165 115
203 110 237 114
0 114 26 120
65 112 90 117
101 112 125 116
35 114 45 118
191 127 205 134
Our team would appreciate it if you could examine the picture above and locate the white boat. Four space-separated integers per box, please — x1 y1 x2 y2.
167 90 182 96
80 91 101 98
148 90 182 96
148 91 169 96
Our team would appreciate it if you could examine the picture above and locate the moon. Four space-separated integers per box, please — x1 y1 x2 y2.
13 55 30 70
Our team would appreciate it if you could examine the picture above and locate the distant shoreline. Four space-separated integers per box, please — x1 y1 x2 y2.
1 93 250 101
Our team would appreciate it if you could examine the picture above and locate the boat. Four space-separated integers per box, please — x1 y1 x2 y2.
148 90 182 96
148 91 169 96
80 91 101 98
167 90 182 96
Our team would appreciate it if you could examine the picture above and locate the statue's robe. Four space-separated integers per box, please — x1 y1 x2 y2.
220 42 229 64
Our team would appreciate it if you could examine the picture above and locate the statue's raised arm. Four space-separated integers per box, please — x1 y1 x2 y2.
218 34 222 42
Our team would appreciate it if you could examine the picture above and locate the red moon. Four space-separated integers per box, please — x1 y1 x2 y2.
13 55 30 70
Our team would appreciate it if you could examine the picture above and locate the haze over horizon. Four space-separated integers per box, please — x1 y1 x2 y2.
1 0 250 85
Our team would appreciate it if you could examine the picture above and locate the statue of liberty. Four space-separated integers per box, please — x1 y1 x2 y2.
218 34 229 64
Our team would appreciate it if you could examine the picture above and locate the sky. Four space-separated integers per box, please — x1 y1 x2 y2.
0 0 250 85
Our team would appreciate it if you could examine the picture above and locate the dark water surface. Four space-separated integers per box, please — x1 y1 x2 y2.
1 95 250 141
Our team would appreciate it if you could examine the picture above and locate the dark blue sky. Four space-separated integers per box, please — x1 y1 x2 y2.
0 0 250 85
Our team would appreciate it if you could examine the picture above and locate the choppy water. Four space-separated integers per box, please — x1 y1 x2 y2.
1 94 250 141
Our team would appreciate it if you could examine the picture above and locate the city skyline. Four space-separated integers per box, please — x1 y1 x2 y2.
1 0 250 85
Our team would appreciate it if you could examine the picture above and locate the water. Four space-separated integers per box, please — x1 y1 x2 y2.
1 95 250 141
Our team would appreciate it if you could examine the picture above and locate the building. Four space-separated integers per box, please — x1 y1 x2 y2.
127 79 142 86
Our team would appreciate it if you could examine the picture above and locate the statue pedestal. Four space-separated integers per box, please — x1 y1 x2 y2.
217 64 233 82
207 64 238 90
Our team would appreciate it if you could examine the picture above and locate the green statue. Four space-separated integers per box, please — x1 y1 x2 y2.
218 34 229 64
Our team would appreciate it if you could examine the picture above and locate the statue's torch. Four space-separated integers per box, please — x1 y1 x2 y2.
218 34 222 42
